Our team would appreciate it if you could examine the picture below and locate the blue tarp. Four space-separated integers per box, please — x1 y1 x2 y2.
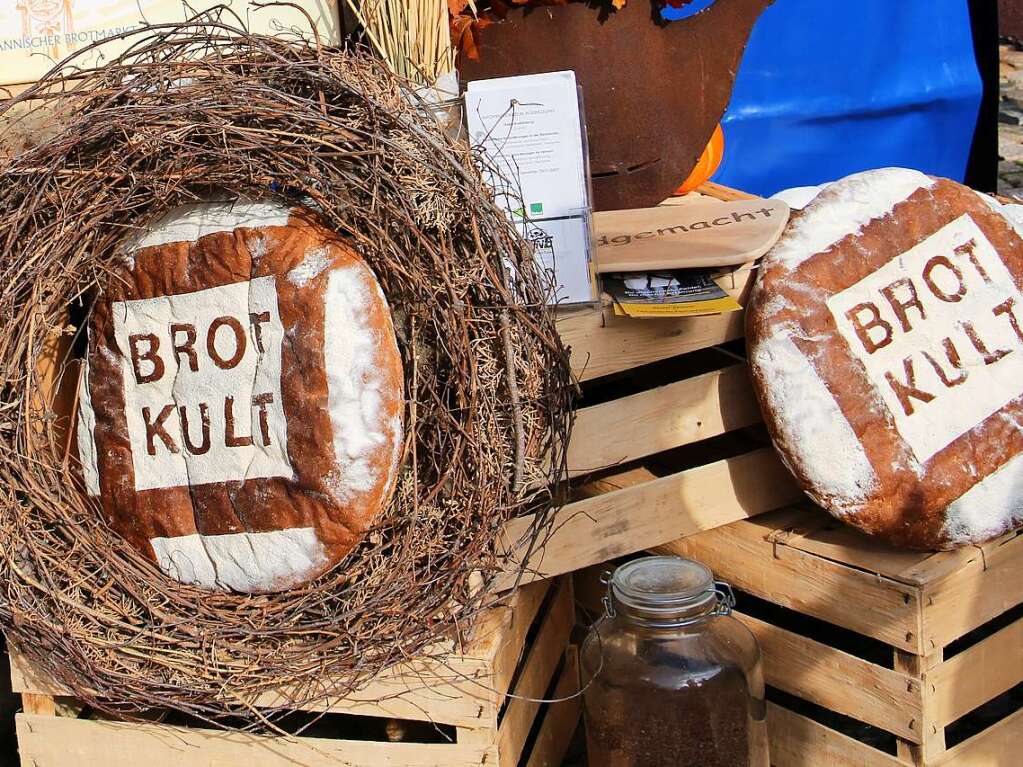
664 0 984 196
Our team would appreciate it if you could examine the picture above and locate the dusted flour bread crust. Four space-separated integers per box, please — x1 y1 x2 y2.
78 201 404 591
747 169 1023 550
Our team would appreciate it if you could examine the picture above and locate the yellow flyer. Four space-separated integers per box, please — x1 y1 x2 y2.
604 270 743 318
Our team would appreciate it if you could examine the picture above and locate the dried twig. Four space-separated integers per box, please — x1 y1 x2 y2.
0 15 572 727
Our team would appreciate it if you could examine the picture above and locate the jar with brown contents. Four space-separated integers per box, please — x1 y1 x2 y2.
581 556 768 767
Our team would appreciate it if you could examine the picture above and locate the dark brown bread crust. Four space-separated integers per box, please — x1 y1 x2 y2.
85 206 404 589
748 175 1023 550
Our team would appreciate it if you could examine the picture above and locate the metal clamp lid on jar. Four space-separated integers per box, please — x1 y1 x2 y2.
602 555 736 628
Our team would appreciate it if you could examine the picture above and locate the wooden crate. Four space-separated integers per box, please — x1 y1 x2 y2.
659 506 1023 767
10 577 579 767
496 184 805 590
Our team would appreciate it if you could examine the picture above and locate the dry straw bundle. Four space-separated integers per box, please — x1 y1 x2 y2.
342 0 465 85
0 15 571 725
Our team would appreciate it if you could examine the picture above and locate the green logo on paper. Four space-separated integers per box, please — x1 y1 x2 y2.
530 202 544 215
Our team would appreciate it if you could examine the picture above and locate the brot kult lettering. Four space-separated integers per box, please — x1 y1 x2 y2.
828 214 1023 463
113 276 293 491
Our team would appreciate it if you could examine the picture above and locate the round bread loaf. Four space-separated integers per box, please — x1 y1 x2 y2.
76 201 405 591
747 168 1023 549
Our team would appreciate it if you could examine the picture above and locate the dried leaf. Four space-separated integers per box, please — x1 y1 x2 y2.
451 15 492 61
450 0 664 59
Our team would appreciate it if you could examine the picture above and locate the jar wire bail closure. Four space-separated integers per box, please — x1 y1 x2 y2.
602 556 736 627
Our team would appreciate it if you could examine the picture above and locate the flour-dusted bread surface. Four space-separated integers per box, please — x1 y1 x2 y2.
77 201 405 591
747 169 1023 550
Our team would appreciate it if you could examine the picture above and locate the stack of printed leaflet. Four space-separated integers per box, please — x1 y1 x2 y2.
594 195 790 318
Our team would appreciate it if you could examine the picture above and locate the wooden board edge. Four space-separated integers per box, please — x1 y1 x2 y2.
555 304 746 382
497 447 803 590
929 615 1023 728
8 586 554 728
21 692 56 717
696 182 759 202
9 650 498 730
737 612 922 742
766 702 909 767
14 713 499 767
466 578 551 662
934 705 1023 766
567 363 761 477
908 529 1023 589
665 516 925 653
496 578 574 766
9 650 73 699
573 467 658 502
523 646 581 767
922 531 1023 650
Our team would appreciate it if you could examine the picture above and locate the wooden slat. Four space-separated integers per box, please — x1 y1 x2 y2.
555 304 746 382
895 647 945 764
737 612 922 742
8 652 65 697
21 693 55 717
775 510 1023 589
524 646 580 767
15 713 498 767
497 578 574 767
567 364 761 476
574 467 657 500
929 616 1023 728
898 530 1021 586
467 578 550 661
772 510 948 588
9 646 499 728
934 706 1023 766
497 447 803 590
922 531 1023 651
662 514 924 653
767 703 909 767
9 582 551 729
481 580 551 716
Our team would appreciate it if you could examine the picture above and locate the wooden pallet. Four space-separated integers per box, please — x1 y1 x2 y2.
497 183 804 590
658 506 1023 767
10 577 579 767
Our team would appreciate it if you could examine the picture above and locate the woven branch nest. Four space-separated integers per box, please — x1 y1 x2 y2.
0 18 572 724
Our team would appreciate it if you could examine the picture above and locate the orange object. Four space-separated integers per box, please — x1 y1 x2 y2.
676 123 725 195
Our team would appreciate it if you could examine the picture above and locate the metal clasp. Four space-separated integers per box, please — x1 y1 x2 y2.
713 580 736 617
600 571 736 625
600 569 615 618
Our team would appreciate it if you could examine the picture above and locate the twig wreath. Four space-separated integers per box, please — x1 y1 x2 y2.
0 16 572 724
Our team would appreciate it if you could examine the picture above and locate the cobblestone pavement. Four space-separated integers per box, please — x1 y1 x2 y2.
999 43 1023 197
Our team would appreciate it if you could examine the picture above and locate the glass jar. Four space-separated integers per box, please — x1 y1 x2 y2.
581 555 768 767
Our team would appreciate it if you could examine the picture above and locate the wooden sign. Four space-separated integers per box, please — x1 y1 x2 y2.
593 198 790 273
